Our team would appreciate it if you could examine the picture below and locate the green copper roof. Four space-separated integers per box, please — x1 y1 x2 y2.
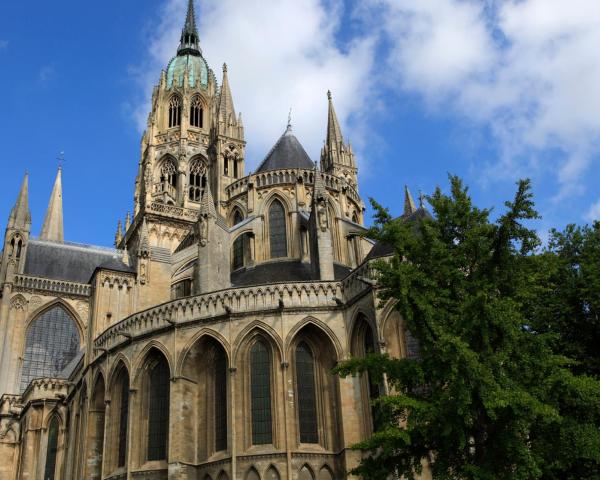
167 54 208 89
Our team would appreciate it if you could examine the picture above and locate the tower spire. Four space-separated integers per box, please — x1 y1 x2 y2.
177 0 201 56
218 63 236 126
403 185 417 216
9 173 31 230
40 167 64 243
326 90 343 147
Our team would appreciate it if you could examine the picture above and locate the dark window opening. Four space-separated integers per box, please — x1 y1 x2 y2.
269 200 287 258
147 358 170 461
190 97 203 128
233 159 239 178
214 348 228 451
188 159 206 202
117 372 129 468
168 96 182 128
233 236 244 271
171 279 192 299
44 417 59 480
296 342 318 443
250 340 272 445
364 326 382 431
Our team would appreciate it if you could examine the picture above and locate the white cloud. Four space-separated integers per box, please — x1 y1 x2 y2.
132 0 377 169
585 198 600 223
372 0 600 198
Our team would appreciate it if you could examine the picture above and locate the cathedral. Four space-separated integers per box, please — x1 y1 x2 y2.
0 2 428 479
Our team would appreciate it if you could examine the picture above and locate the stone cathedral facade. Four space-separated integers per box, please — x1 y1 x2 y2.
0 3 430 480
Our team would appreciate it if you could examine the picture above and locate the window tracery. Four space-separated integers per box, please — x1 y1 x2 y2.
147 356 170 461
268 200 287 258
188 158 207 202
250 340 272 445
20 305 80 392
168 95 182 128
190 96 203 128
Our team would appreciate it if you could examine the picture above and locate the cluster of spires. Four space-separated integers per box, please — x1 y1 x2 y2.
9 168 64 243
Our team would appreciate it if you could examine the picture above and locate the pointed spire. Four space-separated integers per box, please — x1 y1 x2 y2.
403 185 417 216
115 220 123 247
40 167 64 243
125 212 131 231
218 63 236 125
200 182 217 218
326 90 344 147
313 162 326 198
9 173 31 230
177 0 201 56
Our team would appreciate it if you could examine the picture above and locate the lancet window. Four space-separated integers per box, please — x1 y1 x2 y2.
296 342 318 443
214 348 228 451
268 200 287 258
190 96 203 128
188 159 207 202
44 416 60 480
20 305 80 392
147 356 170 461
250 340 273 445
168 95 182 128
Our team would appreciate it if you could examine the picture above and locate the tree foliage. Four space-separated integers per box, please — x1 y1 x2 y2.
335 176 600 479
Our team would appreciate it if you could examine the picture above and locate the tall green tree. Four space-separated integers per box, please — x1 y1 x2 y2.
336 176 600 479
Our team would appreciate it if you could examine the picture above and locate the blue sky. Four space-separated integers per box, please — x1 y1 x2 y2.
1 0 600 247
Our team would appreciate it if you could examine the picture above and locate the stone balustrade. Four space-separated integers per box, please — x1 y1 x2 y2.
225 168 361 206
14 274 91 297
146 201 199 222
94 280 344 351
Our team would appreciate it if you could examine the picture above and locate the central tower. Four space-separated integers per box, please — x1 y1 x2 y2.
127 0 244 248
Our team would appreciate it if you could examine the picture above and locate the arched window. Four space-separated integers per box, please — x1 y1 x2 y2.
168 96 181 128
233 235 244 271
364 325 381 431
188 158 207 202
232 209 243 226
20 305 80 392
16 239 22 258
214 348 228 451
147 357 170 461
268 200 287 258
44 416 60 480
190 96 203 128
160 159 177 189
296 342 318 443
117 370 129 468
250 340 272 445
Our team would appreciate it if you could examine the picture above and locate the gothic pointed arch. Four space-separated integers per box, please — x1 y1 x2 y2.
155 155 178 203
245 467 260 480
85 373 106 480
20 303 81 392
180 334 229 461
188 155 208 202
44 415 61 480
265 465 281 480
232 321 284 366
298 465 315 480
190 95 204 128
289 322 342 449
266 197 288 259
140 349 171 462
168 94 182 128
107 361 130 473
350 313 382 437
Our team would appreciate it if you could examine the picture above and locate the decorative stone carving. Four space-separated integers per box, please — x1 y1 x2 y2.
29 295 42 311
9 294 26 311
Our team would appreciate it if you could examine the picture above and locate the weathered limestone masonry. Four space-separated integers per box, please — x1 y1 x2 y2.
0 2 431 479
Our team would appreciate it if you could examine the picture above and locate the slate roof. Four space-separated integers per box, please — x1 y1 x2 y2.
255 126 314 173
231 260 351 287
24 239 132 284
364 207 433 261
